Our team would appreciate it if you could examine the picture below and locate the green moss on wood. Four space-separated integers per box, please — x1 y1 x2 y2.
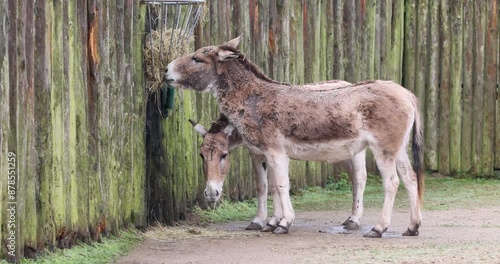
449 0 463 172
438 0 451 175
481 0 497 176
424 0 440 171
471 1 486 175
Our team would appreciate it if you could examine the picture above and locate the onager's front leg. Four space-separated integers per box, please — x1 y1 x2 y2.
246 153 268 230
340 150 367 230
265 152 294 234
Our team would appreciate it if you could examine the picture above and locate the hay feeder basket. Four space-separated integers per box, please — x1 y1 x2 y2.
143 0 205 117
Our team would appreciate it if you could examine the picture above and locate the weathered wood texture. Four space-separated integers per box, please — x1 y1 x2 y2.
0 0 146 259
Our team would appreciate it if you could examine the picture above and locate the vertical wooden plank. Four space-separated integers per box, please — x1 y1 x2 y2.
472 1 486 174
13 1 26 257
354 0 365 82
438 0 451 174
232 0 250 50
425 0 440 170
22 0 38 255
378 0 390 79
415 0 428 147
49 0 68 244
374 0 382 79
303 1 321 185
61 0 75 242
68 0 87 240
449 0 463 172
181 89 198 207
131 1 146 226
288 0 306 188
33 0 54 249
121 0 133 225
249 0 258 61
277 0 291 82
461 0 474 172
325 0 334 80
482 0 497 175
293 0 304 85
344 0 356 82
78 0 92 238
231 0 248 199
86 0 104 239
496 0 500 170
393 0 405 83
5 0 17 258
99 0 115 234
332 0 344 80
268 0 277 80
0 0 10 257
404 0 416 91
257 0 269 74
364 0 376 80
113 0 126 229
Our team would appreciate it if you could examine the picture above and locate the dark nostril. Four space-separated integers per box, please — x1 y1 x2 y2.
215 190 219 197
204 190 208 197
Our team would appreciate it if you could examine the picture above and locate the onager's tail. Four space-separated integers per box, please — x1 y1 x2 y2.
411 97 424 205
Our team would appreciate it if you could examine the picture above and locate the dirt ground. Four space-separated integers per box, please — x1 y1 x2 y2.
118 206 500 264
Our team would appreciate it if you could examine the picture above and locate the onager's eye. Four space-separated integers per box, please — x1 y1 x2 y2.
192 56 203 63
199 153 204 160
220 153 228 160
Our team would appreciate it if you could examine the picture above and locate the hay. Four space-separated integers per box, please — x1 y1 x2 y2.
144 28 194 92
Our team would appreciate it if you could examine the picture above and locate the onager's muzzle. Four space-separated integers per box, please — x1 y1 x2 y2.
204 180 223 204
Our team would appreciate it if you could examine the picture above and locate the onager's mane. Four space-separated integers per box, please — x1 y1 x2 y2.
219 46 290 86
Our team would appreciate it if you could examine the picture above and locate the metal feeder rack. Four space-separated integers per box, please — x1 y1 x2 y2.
143 0 205 117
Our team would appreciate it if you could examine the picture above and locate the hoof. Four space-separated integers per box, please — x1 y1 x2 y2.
342 218 351 226
273 225 290 234
343 220 360 230
245 222 263 230
402 228 419 236
363 228 384 238
261 223 277 232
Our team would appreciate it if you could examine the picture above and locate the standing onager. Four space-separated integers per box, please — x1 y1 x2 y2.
190 113 370 232
188 79 371 231
166 36 424 238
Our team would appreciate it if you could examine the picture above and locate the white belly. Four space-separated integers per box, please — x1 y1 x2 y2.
282 137 368 162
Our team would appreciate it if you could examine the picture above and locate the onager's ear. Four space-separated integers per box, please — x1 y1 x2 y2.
218 49 240 62
224 35 241 49
188 119 207 137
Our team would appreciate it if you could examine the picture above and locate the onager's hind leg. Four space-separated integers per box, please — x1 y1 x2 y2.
396 152 422 236
246 153 268 230
340 150 367 230
364 153 399 238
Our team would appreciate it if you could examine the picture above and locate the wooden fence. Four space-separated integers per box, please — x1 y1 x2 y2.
0 0 146 260
0 0 499 260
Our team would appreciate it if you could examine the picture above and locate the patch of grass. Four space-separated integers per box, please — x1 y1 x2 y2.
419 176 500 210
14 228 142 264
194 174 500 224
196 199 260 224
